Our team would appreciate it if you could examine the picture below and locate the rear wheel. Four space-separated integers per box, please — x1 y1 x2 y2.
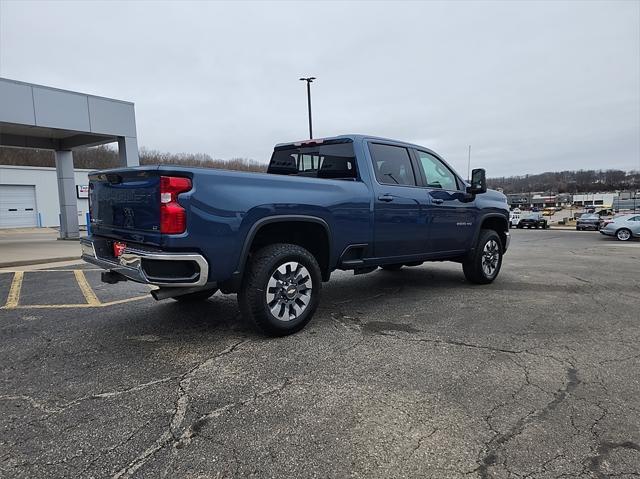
172 288 217 302
381 264 403 271
616 228 632 241
463 229 503 284
239 243 321 336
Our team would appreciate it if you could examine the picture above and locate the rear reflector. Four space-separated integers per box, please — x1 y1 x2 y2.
160 176 192 234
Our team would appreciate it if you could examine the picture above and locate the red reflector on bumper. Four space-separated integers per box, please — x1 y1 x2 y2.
113 241 127 257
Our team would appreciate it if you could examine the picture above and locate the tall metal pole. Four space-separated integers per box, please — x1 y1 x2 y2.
300 77 316 139
306 81 313 139
467 145 471 181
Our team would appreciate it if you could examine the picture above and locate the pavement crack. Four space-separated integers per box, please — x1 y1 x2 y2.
1 377 177 416
110 337 249 479
375 330 524 355
471 367 580 478
173 378 292 450
0 394 63 414
585 441 640 478
405 428 439 463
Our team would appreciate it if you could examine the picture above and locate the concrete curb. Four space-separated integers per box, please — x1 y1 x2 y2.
0 256 80 268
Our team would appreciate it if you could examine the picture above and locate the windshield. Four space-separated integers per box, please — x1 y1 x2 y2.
268 141 357 180
580 214 599 220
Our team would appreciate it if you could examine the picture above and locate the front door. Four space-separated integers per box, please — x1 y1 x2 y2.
368 142 428 258
413 150 476 253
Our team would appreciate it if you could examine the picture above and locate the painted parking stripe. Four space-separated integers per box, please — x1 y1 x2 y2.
74 270 101 306
0 269 152 310
4 272 24 309
6 295 149 309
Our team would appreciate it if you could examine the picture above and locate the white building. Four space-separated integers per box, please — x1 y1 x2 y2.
0 77 138 237
0 165 91 228
572 193 617 208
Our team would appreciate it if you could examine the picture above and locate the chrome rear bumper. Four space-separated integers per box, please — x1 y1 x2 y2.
504 231 511 253
80 237 209 287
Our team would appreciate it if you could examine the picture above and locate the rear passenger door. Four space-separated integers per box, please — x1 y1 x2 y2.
413 150 476 254
368 142 429 258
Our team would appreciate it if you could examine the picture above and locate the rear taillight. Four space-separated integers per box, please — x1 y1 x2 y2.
160 176 192 234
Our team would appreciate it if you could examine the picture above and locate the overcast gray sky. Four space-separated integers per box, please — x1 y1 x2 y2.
0 0 638 176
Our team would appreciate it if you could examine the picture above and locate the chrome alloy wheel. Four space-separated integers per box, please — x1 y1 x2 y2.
617 229 631 241
481 239 500 278
265 261 313 321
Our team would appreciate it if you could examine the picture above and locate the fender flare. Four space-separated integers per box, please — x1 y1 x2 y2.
233 214 332 280
471 213 509 250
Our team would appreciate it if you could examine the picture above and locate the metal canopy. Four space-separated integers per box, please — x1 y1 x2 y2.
0 77 140 238
0 77 138 153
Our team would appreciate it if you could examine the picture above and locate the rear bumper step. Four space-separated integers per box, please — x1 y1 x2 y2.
81 237 209 287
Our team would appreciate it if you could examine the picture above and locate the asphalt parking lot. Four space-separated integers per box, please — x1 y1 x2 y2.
1 230 639 478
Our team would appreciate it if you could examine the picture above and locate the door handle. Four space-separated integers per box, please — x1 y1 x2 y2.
378 194 394 202
432 198 444 205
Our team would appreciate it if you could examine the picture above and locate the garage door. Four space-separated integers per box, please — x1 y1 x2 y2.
0 185 38 228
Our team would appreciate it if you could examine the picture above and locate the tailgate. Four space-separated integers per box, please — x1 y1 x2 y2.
89 169 162 244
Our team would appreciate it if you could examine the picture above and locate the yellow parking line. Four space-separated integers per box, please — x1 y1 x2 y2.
0 268 102 273
74 270 101 306
102 295 151 306
4 272 24 309
5 295 149 309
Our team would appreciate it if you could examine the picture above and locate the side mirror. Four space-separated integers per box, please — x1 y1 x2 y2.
467 168 487 195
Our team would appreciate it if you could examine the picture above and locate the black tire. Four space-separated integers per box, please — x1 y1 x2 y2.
381 264 403 271
616 228 632 242
172 288 217 302
238 243 322 336
462 229 503 284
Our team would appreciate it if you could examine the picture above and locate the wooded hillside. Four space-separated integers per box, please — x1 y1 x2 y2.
487 169 639 193
2 146 638 193
0 145 267 172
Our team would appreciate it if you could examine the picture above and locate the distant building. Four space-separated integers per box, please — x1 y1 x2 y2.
506 193 532 208
506 192 572 209
572 193 617 208
613 192 640 212
0 165 91 228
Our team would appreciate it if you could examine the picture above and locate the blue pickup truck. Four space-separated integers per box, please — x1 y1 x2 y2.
81 135 510 335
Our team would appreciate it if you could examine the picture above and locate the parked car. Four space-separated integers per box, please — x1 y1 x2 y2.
599 214 640 241
81 135 510 336
576 213 601 231
517 212 548 229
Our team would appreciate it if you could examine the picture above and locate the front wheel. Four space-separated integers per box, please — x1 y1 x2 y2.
616 228 632 241
462 229 503 284
238 243 321 336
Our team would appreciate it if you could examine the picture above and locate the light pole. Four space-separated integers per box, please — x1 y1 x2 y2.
299 76 316 139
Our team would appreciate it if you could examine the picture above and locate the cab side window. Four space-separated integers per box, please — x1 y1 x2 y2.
368 143 416 186
416 151 458 190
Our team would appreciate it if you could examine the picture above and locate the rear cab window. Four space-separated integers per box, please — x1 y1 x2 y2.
268 140 358 180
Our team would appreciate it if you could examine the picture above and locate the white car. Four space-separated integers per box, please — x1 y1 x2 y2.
509 209 521 228
599 214 640 241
